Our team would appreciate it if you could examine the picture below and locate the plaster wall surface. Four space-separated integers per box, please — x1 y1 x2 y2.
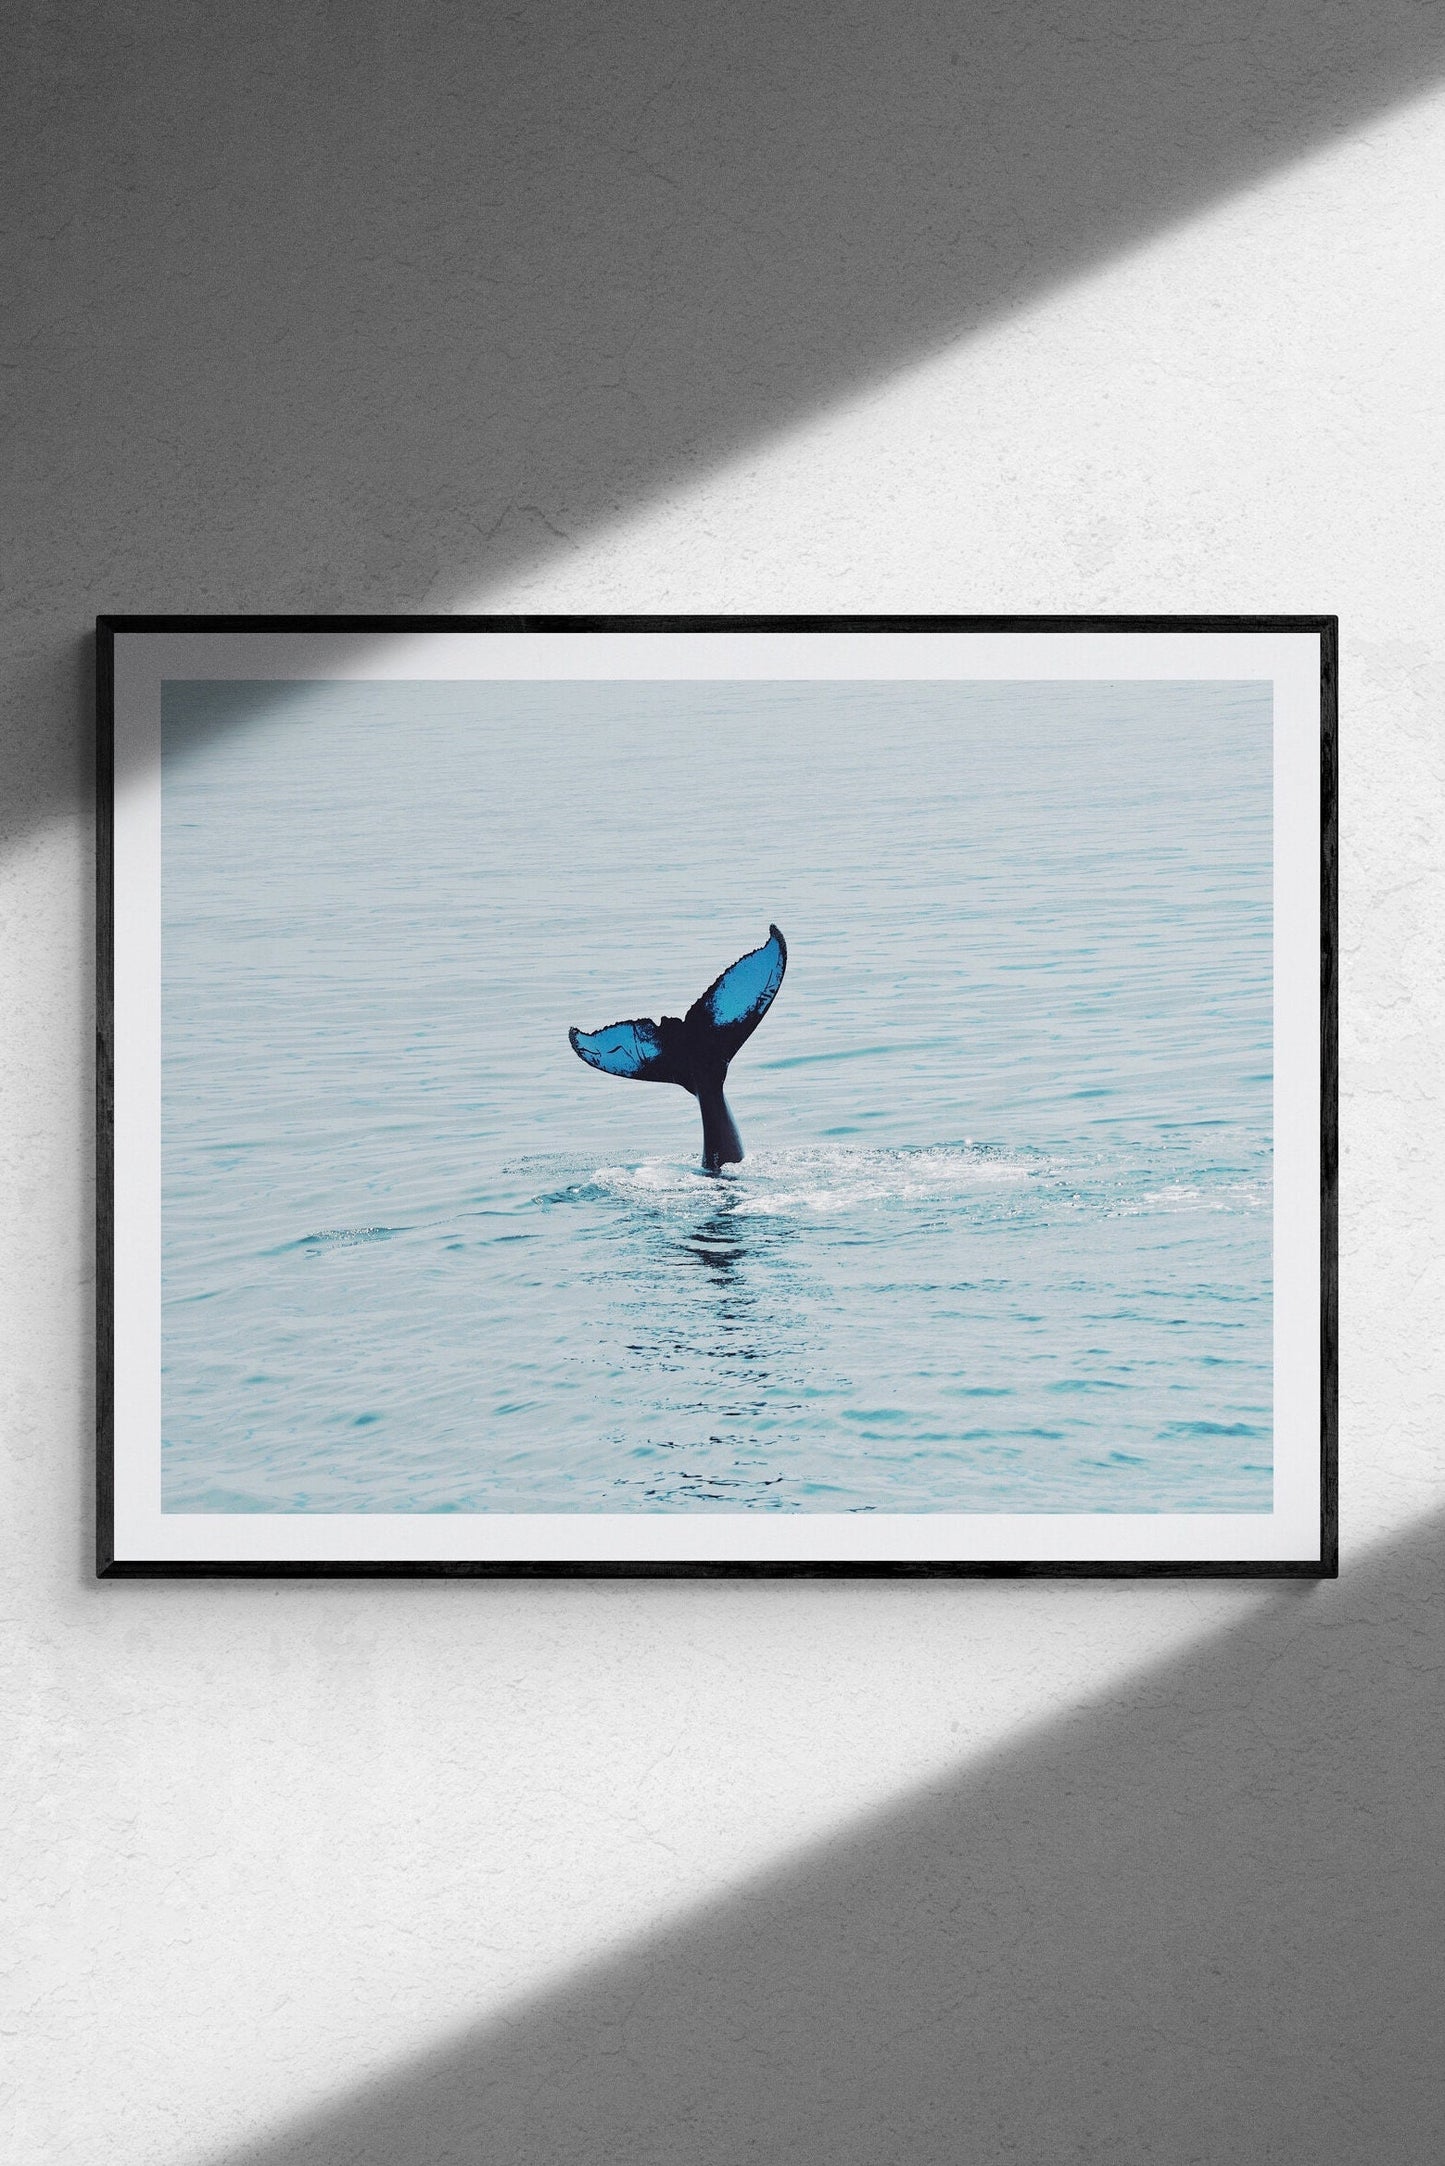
3 6 1442 2161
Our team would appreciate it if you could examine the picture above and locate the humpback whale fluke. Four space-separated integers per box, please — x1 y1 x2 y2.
570 925 787 1171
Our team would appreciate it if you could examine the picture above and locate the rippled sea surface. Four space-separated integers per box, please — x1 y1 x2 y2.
162 677 1271 1513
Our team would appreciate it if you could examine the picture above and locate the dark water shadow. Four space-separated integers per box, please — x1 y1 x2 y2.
675 1193 753 1290
610 1187 807 1502
6 0 1444 841
200 1511 1444 2166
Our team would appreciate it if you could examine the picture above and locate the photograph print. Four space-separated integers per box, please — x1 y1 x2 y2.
99 618 1335 1573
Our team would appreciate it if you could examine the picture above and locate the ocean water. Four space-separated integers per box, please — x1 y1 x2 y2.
161 676 1272 1514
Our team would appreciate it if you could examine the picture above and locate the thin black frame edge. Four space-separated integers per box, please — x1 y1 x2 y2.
1319 617 1339 1578
96 1558 1331 1579
95 614 1338 1581
95 612 1338 635
96 620 116 1577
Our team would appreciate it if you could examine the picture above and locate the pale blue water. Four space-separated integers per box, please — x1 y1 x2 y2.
161 676 1272 1514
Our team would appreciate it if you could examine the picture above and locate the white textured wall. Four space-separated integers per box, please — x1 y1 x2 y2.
4 6 1443 2161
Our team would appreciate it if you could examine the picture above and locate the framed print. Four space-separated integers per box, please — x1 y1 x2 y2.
97 616 1337 1576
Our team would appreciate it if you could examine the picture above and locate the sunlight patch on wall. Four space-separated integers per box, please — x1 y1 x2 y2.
468 82 1444 636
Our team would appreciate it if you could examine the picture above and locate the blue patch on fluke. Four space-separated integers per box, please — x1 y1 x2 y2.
704 930 786 1029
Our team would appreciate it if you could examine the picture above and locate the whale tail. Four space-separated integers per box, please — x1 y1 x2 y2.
569 925 787 1170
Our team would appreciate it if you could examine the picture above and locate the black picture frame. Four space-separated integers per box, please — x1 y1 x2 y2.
98 615 1336 1577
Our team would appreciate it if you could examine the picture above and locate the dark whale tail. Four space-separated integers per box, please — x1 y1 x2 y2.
569 925 787 1171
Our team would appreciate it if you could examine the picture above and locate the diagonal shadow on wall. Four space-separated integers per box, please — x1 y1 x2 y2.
206 1515 1445 2166
5 0 1445 839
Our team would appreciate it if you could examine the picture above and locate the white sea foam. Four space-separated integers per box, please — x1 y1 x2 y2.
581 1144 1038 1219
